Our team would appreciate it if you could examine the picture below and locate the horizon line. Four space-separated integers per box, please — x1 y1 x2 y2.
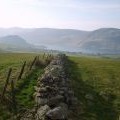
0 26 120 31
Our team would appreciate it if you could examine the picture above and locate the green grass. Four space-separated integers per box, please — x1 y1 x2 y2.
0 68 44 120
1 53 120 120
0 53 45 120
16 68 44 109
0 53 44 87
68 56 120 120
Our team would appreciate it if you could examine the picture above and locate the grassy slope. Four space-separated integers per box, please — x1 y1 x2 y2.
0 53 41 87
68 56 120 120
16 68 44 109
0 53 44 119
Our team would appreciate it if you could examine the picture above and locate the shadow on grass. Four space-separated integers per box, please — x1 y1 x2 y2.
67 59 118 120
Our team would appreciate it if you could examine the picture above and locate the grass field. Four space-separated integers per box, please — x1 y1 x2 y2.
0 53 45 119
0 53 39 86
0 53 120 120
68 56 120 120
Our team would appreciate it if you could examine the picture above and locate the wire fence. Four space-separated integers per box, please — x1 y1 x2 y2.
0 53 53 113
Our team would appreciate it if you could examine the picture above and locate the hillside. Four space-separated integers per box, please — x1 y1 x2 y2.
79 28 120 54
0 28 120 54
20 28 89 51
0 48 6 53
0 28 89 51
0 35 45 52
0 35 30 46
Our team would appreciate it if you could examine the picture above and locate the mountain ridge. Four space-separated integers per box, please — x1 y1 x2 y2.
0 27 120 54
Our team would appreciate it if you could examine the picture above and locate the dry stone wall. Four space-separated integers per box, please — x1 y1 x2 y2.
20 54 78 120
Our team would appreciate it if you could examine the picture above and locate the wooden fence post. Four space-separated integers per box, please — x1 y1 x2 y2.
11 80 17 112
17 61 26 80
29 56 37 70
34 56 39 67
1 68 12 99
36 56 39 62
43 53 45 59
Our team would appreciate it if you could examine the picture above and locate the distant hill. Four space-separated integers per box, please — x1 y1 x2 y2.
0 35 35 52
79 28 120 54
0 28 90 51
0 35 30 46
20 28 90 51
0 48 6 53
0 28 120 54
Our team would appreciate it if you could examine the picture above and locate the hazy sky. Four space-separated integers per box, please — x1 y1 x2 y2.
0 0 120 30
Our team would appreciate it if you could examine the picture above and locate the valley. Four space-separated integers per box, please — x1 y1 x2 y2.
0 53 120 120
0 28 120 54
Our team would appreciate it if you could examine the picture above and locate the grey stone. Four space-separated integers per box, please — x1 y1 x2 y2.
35 105 50 120
48 95 64 106
46 106 68 119
35 97 48 106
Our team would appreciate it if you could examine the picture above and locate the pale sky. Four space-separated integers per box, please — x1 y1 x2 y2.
0 0 120 30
